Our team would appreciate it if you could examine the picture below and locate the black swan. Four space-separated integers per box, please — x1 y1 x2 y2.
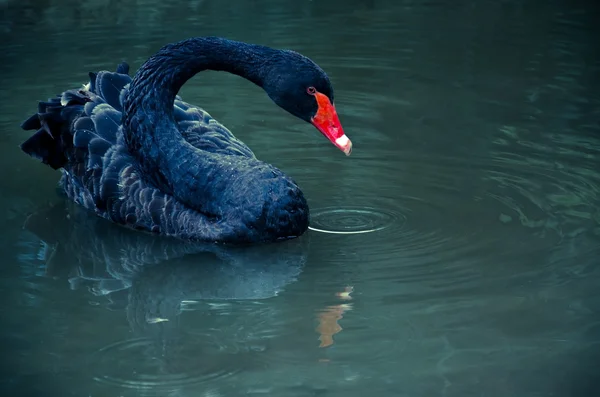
19 37 352 244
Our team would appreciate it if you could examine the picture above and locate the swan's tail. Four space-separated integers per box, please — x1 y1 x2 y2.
19 62 131 170
19 95 81 169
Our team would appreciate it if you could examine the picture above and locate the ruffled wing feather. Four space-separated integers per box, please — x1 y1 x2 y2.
20 63 250 241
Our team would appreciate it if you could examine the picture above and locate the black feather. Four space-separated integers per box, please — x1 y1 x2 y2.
21 113 42 130
20 128 67 169
88 137 112 157
90 105 121 143
94 71 132 111
88 72 97 92
115 62 130 75
73 129 99 149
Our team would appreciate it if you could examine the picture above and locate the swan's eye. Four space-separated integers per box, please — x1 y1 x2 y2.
306 86 316 95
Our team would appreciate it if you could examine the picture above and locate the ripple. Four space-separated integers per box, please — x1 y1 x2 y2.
308 207 402 235
311 192 490 263
185 301 287 346
89 336 242 391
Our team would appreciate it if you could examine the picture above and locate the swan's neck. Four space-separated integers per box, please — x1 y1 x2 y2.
126 37 271 114
121 37 274 214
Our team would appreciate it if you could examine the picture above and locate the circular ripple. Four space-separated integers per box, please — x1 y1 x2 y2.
308 206 403 234
89 336 242 391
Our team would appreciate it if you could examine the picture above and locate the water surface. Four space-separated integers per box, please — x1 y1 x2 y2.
1 0 599 396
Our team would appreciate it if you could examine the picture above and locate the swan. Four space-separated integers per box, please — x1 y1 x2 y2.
19 37 352 244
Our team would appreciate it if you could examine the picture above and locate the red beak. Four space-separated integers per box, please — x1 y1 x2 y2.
310 92 352 156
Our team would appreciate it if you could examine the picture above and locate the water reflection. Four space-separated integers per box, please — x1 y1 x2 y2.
21 202 310 391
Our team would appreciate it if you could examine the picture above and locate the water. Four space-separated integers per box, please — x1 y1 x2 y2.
1 0 599 395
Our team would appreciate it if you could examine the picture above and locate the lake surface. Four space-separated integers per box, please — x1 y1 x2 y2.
1 0 599 396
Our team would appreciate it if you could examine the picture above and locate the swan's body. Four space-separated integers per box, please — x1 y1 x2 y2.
19 37 351 243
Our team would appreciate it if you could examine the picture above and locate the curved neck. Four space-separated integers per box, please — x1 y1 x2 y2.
122 37 274 213
126 37 272 115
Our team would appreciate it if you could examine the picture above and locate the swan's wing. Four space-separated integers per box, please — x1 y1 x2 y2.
173 98 256 158
20 64 160 230
20 63 253 242
20 63 133 210
67 72 134 214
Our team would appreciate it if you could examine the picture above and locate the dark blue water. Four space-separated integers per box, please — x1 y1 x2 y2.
1 0 599 396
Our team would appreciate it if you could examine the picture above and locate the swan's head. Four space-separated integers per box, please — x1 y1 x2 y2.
262 50 352 156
